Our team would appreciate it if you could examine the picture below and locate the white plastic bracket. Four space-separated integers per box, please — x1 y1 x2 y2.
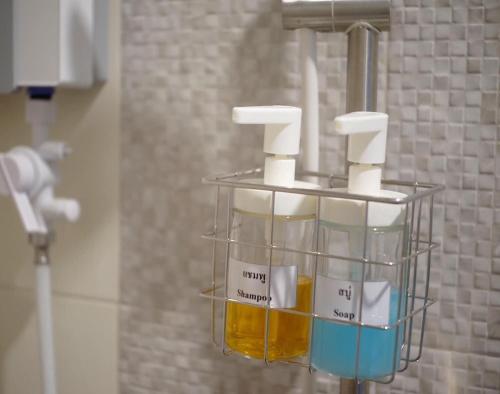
0 154 47 234
0 145 80 235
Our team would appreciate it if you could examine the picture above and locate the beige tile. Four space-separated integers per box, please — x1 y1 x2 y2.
0 285 40 394
0 286 118 394
0 0 121 302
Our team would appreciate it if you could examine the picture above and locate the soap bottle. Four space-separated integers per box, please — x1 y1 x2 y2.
311 112 408 379
225 106 319 361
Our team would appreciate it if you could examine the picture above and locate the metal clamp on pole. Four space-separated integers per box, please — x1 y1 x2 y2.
29 232 54 265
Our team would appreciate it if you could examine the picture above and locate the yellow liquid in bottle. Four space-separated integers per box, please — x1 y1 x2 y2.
225 275 312 361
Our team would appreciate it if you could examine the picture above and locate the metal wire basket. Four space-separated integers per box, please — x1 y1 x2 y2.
200 168 443 384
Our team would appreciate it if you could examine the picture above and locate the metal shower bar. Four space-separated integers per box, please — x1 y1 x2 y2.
281 0 391 32
282 5 392 389
282 0 390 113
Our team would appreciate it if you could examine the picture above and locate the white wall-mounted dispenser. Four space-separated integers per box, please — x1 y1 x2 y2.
225 106 318 361
0 0 108 92
311 111 408 380
0 3 108 392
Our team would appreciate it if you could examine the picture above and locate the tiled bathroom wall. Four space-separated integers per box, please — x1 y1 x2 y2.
120 0 500 393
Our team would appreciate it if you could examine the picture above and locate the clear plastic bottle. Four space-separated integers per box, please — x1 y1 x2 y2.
311 210 408 379
310 111 408 379
226 207 315 360
224 106 318 361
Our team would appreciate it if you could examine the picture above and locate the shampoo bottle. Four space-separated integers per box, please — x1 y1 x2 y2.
311 112 408 379
225 106 319 361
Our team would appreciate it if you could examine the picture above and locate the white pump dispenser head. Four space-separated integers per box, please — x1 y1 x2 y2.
233 106 301 187
231 105 318 217
335 111 389 196
322 111 404 228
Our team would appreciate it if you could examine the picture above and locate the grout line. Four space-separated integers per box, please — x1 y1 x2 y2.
0 283 120 306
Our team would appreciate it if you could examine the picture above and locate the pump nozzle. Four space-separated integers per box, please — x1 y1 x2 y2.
233 106 302 187
335 111 388 165
334 111 389 195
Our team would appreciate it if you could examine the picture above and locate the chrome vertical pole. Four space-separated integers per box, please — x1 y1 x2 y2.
346 24 379 112
344 23 379 175
281 2 390 393
340 379 369 394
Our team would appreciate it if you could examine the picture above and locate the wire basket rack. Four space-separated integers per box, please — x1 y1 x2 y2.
200 168 444 384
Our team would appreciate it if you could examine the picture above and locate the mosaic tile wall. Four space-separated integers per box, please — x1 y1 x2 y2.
120 0 500 393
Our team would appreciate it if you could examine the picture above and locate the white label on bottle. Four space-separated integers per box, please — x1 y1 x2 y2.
227 259 297 308
314 276 391 326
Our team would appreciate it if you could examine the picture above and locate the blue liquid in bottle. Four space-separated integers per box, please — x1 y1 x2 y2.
311 289 403 380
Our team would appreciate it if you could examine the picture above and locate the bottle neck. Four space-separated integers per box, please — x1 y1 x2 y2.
347 163 382 196
264 155 295 187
